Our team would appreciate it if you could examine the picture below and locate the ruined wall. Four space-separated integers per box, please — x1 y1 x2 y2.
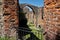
22 7 36 26
38 7 44 26
0 0 4 37
3 0 19 37
0 0 60 39
43 0 60 40
22 7 44 27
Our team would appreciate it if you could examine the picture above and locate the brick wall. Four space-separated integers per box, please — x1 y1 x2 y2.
3 0 19 37
43 0 60 40
0 0 60 39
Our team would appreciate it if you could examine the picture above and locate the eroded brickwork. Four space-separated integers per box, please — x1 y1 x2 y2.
0 0 60 40
43 0 60 40
3 0 19 37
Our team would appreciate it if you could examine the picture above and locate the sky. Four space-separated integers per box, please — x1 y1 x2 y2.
19 0 44 7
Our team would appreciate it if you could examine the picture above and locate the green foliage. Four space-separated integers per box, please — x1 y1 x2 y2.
0 36 16 40
0 37 9 40
27 22 44 40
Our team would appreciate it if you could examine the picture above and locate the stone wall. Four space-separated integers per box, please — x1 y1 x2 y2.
3 0 19 37
0 0 60 40
43 0 60 40
0 0 4 37
38 7 44 26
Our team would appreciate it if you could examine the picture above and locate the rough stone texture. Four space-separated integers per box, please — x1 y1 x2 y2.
42 0 60 40
0 0 4 37
38 7 44 26
0 0 60 40
3 0 19 37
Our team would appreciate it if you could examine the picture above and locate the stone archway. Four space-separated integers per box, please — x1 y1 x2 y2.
22 6 34 24
20 3 39 15
20 3 39 27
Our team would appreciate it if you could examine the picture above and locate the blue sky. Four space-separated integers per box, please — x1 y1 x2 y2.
19 0 44 7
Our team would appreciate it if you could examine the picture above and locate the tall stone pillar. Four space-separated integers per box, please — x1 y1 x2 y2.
0 0 4 37
3 0 19 37
44 0 60 40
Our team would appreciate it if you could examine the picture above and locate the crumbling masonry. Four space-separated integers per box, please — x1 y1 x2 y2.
0 0 19 37
42 0 60 40
0 0 60 40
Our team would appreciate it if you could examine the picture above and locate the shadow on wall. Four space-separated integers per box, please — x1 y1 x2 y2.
17 6 40 40
56 30 60 40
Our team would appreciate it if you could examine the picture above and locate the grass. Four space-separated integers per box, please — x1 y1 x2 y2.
0 37 9 40
0 36 16 40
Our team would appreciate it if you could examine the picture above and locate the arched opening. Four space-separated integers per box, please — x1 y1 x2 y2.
17 0 44 40
23 6 35 26
19 0 44 27
18 5 41 40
